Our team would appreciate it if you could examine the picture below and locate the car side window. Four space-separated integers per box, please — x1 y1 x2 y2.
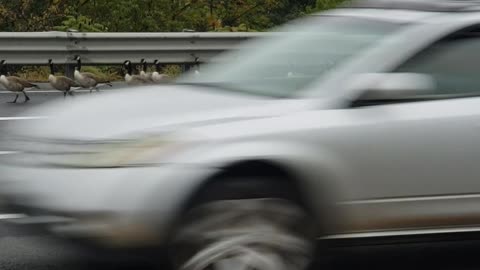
395 31 480 96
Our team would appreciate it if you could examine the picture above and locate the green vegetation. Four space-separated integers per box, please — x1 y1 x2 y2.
0 0 347 32
13 64 182 82
0 0 347 81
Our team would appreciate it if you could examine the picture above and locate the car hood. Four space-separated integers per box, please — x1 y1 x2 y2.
8 85 316 140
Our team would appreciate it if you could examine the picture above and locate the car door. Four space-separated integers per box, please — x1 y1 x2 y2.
334 26 480 233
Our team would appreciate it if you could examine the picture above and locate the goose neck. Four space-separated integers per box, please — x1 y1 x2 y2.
76 58 82 71
49 63 55 75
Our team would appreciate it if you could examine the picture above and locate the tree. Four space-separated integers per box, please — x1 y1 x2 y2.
53 15 106 32
316 0 348 10
0 0 348 32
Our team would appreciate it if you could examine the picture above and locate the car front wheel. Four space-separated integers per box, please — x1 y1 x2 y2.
170 195 315 270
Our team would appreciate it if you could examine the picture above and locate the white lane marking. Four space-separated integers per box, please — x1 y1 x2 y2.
322 226 480 240
0 89 123 94
339 193 480 205
0 151 17 155
0 90 63 93
0 116 47 121
8 215 74 224
0 214 27 220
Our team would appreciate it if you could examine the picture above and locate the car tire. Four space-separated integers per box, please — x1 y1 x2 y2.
169 177 316 270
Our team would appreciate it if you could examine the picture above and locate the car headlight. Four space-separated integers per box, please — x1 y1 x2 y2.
7 132 199 168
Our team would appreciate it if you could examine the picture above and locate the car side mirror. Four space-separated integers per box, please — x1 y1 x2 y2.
349 73 436 106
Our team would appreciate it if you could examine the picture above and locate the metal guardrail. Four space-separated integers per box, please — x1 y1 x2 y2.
0 32 266 65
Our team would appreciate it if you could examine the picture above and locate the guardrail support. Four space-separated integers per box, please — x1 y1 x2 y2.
64 64 75 79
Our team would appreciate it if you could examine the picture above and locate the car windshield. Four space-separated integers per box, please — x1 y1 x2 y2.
179 15 403 98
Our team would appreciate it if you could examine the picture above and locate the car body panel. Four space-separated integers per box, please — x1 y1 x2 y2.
168 95 480 233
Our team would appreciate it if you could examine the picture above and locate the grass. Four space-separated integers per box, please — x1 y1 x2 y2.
12 64 183 82
17 66 49 82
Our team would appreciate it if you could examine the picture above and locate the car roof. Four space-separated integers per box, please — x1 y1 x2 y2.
347 0 480 12
313 0 480 25
319 8 443 24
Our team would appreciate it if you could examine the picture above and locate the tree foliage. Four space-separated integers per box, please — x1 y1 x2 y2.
0 0 347 32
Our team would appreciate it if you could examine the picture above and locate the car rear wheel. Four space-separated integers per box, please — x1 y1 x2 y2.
170 179 315 270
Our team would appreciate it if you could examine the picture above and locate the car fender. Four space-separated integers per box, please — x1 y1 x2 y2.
124 140 355 237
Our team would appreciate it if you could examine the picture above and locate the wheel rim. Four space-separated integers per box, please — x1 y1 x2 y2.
172 198 314 270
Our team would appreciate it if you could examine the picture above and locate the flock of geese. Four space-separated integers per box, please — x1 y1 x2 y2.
123 59 171 85
0 57 173 103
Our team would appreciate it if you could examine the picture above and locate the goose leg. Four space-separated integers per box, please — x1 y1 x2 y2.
8 94 19 103
89 87 93 93
68 90 75 97
63 91 67 98
23 91 30 103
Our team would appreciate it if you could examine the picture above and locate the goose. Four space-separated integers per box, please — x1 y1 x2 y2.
123 60 149 85
151 60 170 83
140 59 153 83
74 56 113 93
48 59 79 98
192 57 201 77
0 60 38 103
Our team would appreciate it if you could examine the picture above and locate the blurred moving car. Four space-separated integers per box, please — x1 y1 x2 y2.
3 0 480 269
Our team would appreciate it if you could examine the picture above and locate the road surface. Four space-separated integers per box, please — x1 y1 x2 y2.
1 86 480 269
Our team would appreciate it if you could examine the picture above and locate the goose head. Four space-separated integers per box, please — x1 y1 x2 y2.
123 60 133 75
74 56 82 71
141 59 147 72
0 60 6 76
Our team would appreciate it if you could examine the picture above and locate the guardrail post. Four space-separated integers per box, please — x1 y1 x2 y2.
183 64 192 73
64 64 75 79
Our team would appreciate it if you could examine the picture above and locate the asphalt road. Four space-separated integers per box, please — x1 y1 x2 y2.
1 86 480 269
0 82 129 117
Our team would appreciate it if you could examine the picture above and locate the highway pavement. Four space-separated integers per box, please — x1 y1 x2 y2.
0 82 130 117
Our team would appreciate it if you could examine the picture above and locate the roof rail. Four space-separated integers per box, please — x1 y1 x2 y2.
345 0 480 12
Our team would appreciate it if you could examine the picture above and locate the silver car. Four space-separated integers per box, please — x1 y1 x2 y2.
2 0 480 269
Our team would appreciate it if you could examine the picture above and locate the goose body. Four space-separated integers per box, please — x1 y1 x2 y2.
74 56 113 92
0 60 37 103
0 75 24 92
74 70 97 88
124 60 149 85
140 59 153 83
125 73 149 85
140 70 153 82
151 60 170 83
151 72 170 83
0 75 38 91
48 60 79 97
